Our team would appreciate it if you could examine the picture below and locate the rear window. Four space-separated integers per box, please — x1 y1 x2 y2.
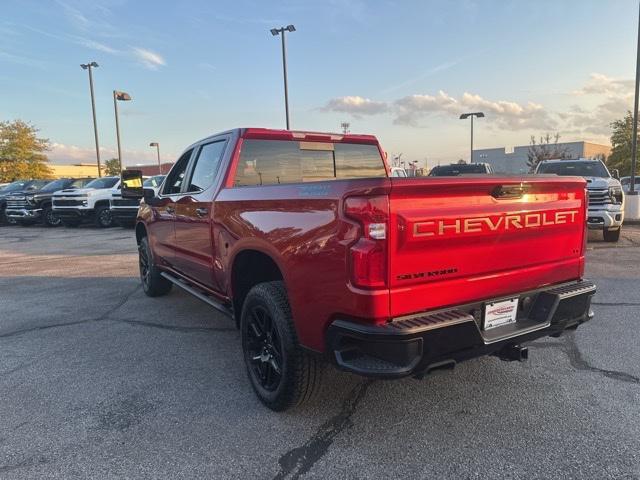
536 161 609 178
429 164 488 176
233 139 386 187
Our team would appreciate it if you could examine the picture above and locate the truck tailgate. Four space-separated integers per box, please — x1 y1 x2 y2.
388 176 587 317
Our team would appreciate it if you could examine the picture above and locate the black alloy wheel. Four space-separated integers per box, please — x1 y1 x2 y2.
44 207 61 227
95 206 113 228
245 305 283 392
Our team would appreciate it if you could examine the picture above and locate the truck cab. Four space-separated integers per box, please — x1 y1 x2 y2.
535 159 624 242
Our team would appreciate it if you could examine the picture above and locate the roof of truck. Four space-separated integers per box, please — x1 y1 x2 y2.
241 128 379 144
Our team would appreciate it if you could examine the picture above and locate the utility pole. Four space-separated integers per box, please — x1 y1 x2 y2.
80 62 102 177
341 122 350 134
270 25 296 130
631 2 640 196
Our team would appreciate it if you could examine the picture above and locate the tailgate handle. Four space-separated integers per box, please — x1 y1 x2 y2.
491 184 530 199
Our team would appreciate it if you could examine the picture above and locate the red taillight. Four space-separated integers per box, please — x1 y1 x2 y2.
344 196 389 288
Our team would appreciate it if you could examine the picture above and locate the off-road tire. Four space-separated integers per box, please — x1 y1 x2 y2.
603 227 621 242
43 206 61 227
139 236 172 297
241 281 322 411
95 205 113 228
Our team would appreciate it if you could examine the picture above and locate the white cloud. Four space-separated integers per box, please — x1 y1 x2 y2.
78 38 118 54
49 143 158 166
322 96 388 117
572 73 634 97
132 47 166 70
394 90 554 130
562 73 634 137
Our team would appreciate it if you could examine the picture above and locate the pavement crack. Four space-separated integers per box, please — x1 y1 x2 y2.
0 285 140 339
273 379 374 480
530 333 640 385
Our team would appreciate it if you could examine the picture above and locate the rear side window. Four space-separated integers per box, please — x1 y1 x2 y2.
187 140 227 192
162 149 193 195
233 139 386 187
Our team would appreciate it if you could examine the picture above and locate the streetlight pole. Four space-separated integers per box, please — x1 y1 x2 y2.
459 112 485 163
631 3 640 196
113 90 132 172
149 142 161 174
80 62 102 177
270 25 296 130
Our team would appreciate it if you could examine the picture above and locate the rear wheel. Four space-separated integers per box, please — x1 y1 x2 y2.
603 227 621 242
139 236 172 297
241 281 322 411
95 206 113 228
43 206 61 227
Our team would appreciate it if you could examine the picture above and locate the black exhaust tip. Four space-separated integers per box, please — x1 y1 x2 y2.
496 344 529 362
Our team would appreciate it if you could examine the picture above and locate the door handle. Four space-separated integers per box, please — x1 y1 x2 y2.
195 207 209 218
165 206 175 214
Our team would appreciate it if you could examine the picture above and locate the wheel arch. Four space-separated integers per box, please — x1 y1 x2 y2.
230 248 286 328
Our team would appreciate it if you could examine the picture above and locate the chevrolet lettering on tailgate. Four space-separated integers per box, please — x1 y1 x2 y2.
413 209 580 238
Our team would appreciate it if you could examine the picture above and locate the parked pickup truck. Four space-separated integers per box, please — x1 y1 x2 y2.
535 159 624 242
122 128 596 411
110 175 165 227
52 176 120 228
5 177 94 226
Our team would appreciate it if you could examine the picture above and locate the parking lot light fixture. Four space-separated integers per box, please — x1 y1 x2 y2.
113 90 132 172
270 24 296 130
80 62 102 177
459 112 485 163
149 142 162 174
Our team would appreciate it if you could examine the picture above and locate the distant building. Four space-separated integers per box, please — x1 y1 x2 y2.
474 141 611 174
128 162 174 176
49 163 104 178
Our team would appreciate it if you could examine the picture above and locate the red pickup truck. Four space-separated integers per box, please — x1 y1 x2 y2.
122 128 596 411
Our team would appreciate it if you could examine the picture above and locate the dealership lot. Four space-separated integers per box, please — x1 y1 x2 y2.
1 226 639 479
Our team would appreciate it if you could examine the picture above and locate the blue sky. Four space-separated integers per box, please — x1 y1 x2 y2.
1 0 638 168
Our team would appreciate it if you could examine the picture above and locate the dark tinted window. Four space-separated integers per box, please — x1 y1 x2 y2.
41 179 71 191
162 149 193 195
85 177 119 189
233 140 385 187
72 178 94 188
188 141 227 192
536 161 609 178
429 164 488 176
143 175 165 188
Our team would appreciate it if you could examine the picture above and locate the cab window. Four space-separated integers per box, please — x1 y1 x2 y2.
162 149 193 195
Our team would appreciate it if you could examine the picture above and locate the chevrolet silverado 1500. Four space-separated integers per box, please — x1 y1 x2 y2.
122 128 596 411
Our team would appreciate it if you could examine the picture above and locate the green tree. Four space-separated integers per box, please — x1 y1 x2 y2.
0 120 52 182
104 157 121 176
607 111 637 176
526 133 572 171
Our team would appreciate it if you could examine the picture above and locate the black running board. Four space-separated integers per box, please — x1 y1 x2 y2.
161 272 233 318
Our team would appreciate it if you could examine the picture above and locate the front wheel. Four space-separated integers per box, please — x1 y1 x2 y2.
43 206 62 227
241 281 322 411
603 227 621 242
139 236 172 297
95 206 113 228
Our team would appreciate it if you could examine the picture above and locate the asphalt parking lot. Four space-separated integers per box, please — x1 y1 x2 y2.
1 225 639 479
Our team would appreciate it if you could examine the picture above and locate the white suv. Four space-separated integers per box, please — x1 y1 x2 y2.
535 159 624 242
52 176 121 228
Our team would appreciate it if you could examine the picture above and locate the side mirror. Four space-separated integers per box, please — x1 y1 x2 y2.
121 169 144 199
612 169 620 180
